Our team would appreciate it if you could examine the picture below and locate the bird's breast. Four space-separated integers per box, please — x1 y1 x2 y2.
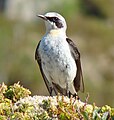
39 35 76 88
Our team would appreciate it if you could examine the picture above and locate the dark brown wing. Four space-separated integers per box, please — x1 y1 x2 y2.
66 38 84 92
35 40 53 95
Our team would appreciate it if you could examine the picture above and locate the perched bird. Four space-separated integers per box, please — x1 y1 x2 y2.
35 12 84 97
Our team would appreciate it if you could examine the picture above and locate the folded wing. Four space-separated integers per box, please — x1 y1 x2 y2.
66 38 84 92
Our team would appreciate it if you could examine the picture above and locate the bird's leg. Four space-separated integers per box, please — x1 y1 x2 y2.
66 82 70 97
50 84 58 96
65 82 80 99
50 87 53 96
67 91 80 100
68 91 72 98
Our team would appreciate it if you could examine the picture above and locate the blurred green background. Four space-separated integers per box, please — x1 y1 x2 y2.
0 0 114 107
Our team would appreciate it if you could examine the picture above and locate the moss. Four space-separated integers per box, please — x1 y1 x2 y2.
0 83 114 119
4 82 31 102
0 115 7 120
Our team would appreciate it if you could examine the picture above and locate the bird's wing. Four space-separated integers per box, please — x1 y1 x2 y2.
35 40 53 95
66 38 84 92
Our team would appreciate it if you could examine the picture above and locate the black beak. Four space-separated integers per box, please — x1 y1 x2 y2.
37 14 47 21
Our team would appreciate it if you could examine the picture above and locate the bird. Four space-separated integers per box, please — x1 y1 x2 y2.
35 12 84 97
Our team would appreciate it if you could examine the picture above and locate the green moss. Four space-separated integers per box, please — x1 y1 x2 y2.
0 115 7 120
4 82 31 102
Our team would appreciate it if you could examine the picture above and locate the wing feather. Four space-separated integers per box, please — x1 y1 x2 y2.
66 38 84 92
35 41 53 95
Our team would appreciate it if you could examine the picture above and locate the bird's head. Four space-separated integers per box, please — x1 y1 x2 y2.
37 12 67 32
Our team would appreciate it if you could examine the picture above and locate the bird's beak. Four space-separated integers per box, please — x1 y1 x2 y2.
37 14 47 21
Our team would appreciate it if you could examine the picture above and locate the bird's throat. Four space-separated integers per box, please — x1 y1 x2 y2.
49 29 66 37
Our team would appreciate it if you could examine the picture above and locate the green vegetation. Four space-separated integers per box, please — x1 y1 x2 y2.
0 83 114 120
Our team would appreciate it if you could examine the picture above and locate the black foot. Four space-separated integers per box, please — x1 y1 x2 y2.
72 93 80 100
68 91 80 100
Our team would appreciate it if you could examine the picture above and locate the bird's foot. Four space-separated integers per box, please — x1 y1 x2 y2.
72 93 80 100
68 91 80 100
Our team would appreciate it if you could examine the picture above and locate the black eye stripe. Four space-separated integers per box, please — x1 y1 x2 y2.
46 16 63 28
54 17 59 21
46 17 59 22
